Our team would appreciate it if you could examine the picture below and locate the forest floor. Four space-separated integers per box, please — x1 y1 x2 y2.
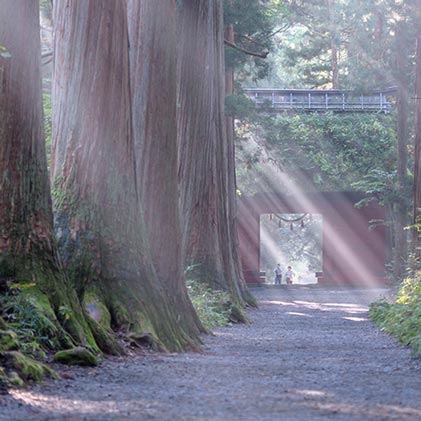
2 286 421 420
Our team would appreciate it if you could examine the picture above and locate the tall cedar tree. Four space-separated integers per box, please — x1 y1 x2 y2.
0 0 105 352
127 0 204 343
177 0 255 310
52 0 196 351
413 1 421 259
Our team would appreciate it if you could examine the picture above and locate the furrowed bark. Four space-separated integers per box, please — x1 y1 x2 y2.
52 0 193 352
413 7 421 260
0 0 104 352
177 0 254 309
127 0 204 346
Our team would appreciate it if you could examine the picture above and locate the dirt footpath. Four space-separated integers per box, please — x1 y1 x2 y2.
2 287 421 421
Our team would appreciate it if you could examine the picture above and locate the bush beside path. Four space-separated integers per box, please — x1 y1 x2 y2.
1 287 421 420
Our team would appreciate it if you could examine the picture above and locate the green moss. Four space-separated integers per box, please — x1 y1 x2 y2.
0 351 58 383
33 266 104 353
0 366 10 388
107 291 173 352
53 346 98 367
108 300 131 328
8 371 24 387
228 304 248 324
60 315 100 353
85 316 123 355
0 330 19 351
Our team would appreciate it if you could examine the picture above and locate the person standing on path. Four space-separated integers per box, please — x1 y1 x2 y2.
285 266 294 285
274 263 282 285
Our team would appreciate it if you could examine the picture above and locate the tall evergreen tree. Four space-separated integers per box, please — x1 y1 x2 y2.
0 0 105 352
177 0 255 311
412 0 421 260
52 0 197 351
127 0 204 344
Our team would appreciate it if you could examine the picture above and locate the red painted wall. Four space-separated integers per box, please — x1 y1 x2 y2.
238 192 387 286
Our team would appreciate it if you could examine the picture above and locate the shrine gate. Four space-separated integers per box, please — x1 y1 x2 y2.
237 191 387 286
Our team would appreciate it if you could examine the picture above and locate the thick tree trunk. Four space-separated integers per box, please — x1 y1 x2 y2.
0 0 102 352
413 20 421 260
52 0 194 351
0 1 51 274
224 24 256 306
177 0 254 309
127 0 204 344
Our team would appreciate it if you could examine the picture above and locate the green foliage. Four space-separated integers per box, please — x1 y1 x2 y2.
269 0 418 90
225 94 256 119
0 45 11 59
0 330 19 351
43 92 52 167
39 0 52 20
223 0 279 81
370 272 421 355
0 286 62 358
236 111 397 197
186 280 232 329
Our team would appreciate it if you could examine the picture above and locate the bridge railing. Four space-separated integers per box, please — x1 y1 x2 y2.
243 88 396 113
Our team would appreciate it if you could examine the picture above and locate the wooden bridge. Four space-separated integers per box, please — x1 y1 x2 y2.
244 87 396 113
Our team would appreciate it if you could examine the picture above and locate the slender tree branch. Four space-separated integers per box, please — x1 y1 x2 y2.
224 39 269 58
237 33 267 49
263 24 290 40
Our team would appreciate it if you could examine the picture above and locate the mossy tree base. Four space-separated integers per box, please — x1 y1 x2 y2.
53 346 98 367
0 351 59 387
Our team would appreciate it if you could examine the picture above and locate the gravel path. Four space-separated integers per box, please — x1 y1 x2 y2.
2 287 421 420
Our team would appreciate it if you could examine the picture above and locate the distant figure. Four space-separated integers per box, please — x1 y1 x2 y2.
274 264 282 285
285 266 294 285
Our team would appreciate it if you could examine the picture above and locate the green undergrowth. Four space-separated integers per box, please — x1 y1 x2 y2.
1 283 69 359
186 280 235 329
369 272 421 355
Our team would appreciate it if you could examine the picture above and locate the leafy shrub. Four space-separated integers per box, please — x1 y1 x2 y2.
1 285 60 358
186 280 232 329
369 272 421 355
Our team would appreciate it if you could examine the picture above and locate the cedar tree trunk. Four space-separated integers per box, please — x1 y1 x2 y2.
177 0 254 310
0 0 103 352
327 0 339 88
413 16 421 260
0 1 51 277
52 0 194 351
127 0 204 344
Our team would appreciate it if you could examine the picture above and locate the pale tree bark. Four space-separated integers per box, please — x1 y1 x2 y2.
0 1 51 275
177 0 254 311
0 0 102 352
52 0 194 351
127 0 204 345
224 24 255 306
413 6 421 260
327 0 339 88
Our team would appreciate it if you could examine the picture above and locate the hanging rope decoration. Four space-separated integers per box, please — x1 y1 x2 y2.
272 213 308 231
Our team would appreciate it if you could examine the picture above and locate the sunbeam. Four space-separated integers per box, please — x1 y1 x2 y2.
237 126 387 288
